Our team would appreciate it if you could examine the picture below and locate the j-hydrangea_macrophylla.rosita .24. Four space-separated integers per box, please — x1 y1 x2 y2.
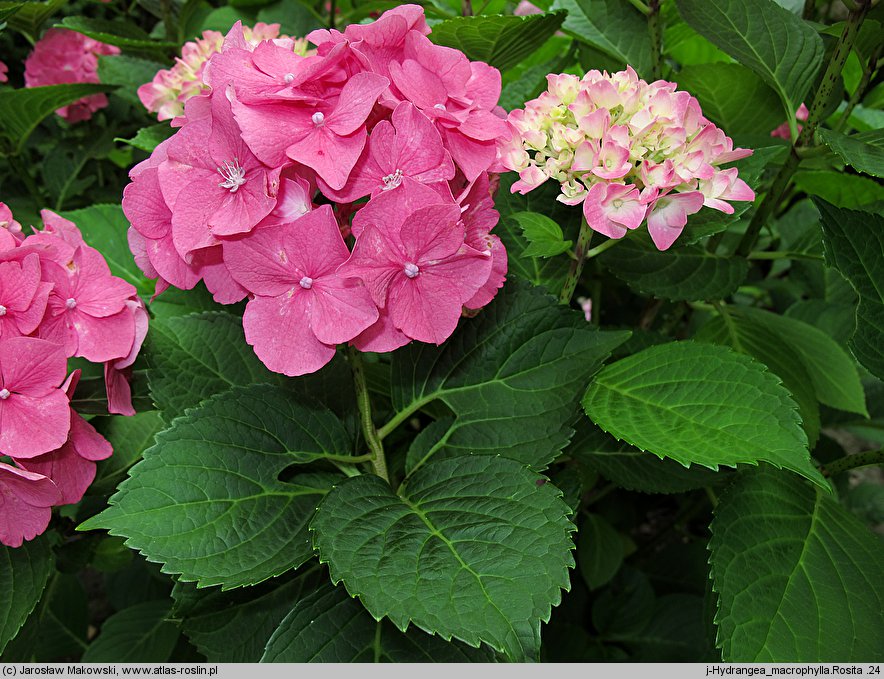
498 69 756 250
0 204 147 548
124 5 509 377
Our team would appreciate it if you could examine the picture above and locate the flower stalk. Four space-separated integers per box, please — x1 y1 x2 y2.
648 0 663 81
559 217 593 304
348 346 389 482
822 449 884 477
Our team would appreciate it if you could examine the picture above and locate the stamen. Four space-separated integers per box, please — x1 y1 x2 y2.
404 262 420 279
0 388 9 400
217 158 247 193
65 298 77 310
299 276 313 289
284 73 295 83
434 103 446 111
0 305 6 316
312 111 325 126
382 169 404 191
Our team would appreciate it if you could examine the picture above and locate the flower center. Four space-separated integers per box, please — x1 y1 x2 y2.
65 297 77 310
217 158 247 193
299 276 313 289
0 305 6 316
382 169 403 191
312 111 325 126
612 199 623 208
404 262 420 279
284 73 295 84
0 388 9 400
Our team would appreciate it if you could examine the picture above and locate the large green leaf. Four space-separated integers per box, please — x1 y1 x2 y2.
0 535 54 655
311 455 575 661
711 467 884 661
548 0 651 77
117 123 175 153
82 601 179 662
674 63 783 147
568 419 724 494
675 0 824 123
91 410 165 496
818 129 884 179
708 306 867 416
600 239 748 302
0 84 112 155
97 55 168 107
58 16 178 49
695 310 821 446
577 513 622 591
173 568 326 662
389 281 629 472
262 580 498 662
509 211 572 258
794 170 884 209
817 200 884 381
429 12 565 72
79 386 348 589
1 0 63 39
582 341 827 488
60 204 152 296
146 311 282 421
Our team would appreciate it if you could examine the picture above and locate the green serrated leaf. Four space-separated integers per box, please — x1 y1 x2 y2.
582 341 827 488
256 0 323 36
116 123 175 153
82 601 180 662
0 84 113 154
793 170 884 209
675 0 824 123
1 0 63 39
569 419 724 494
0 535 54 656
695 309 822 446
91 410 165 496
311 455 575 661
600 239 748 302
173 568 326 662
58 16 178 49
98 55 168 107
816 200 884 381
549 0 651 77
711 466 884 661
146 311 282 421
60 204 152 295
578 513 622 590
817 128 884 179
508 211 572 258
390 280 629 472
674 63 783 147
262 579 498 662
79 385 347 589
429 11 565 72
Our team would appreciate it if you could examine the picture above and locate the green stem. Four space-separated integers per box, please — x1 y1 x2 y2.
585 237 620 259
347 347 389 482
462 0 473 15
378 394 434 440
733 0 869 257
324 452 375 464
559 217 593 304
835 42 882 133
626 0 650 15
822 449 884 477
802 0 815 20
648 0 663 80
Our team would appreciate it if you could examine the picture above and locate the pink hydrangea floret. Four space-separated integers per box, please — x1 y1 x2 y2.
498 69 756 250
24 29 120 122
0 204 148 547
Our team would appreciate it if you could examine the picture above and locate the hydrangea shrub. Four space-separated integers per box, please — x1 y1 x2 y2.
0 0 882 665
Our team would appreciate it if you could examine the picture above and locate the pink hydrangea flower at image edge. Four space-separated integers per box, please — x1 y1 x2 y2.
0 61 8 83
24 28 120 122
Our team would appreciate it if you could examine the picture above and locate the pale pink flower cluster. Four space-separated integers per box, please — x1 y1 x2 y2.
0 203 148 547
770 103 808 140
138 24 313 121
498 68 755 250
24 29 120 123
123 7 509 377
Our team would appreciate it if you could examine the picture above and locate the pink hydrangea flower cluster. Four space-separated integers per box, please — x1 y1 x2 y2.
498 68 756 250
24 28 120 123
138 24 313 121
124 7 509 377
0 204 148 547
